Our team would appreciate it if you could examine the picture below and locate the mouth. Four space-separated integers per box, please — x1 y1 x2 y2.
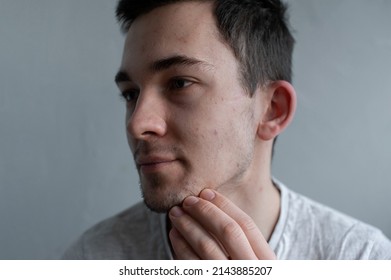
137 157 177 173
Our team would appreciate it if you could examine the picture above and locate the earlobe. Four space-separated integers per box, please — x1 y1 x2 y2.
257 81 296 141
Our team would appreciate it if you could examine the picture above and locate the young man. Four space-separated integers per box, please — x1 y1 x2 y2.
63 0 391 259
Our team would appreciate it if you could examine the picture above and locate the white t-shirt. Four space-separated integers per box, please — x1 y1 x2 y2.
63 181 391 259
269 181 391 259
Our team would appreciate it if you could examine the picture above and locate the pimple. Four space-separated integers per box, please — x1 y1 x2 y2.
213 129 218 136
179 37 188 43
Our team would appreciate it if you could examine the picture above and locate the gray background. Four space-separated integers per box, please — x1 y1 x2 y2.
0 0 390 259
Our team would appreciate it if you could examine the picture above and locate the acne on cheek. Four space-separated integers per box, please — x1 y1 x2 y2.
177 35 189 44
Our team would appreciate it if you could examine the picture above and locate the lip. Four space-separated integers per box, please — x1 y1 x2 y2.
136 157 177 173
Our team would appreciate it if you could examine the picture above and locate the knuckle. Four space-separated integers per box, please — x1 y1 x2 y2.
198 238 219 255
222 221 242 240
239 216 258 232
197 200 214 214
179 217 194 230
216 196 230 210
172 214 193 231
170 233 185 249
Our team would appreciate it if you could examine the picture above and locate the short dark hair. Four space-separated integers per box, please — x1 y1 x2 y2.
116 0 294 94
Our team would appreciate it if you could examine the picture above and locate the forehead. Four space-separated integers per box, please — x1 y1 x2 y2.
120 1 236 75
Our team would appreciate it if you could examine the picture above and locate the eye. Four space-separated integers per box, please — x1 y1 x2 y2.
120 89 139 103
169 78 193 90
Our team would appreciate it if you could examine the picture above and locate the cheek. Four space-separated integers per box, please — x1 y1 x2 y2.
193 123 229 164
171 100 252 157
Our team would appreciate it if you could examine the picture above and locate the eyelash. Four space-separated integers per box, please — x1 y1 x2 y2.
120 89 139 103
168 78 193 90
119 78 193 103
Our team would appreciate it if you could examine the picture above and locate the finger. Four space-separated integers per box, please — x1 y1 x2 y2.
169 227 200 260
199 189 276 260
181 195 258 259
169 205 228 259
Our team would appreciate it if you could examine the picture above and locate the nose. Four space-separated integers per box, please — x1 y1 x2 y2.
126 90 167 140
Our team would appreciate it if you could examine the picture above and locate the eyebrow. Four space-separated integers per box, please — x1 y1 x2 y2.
114 71 130 84
150 55 213 72
115 55 214 84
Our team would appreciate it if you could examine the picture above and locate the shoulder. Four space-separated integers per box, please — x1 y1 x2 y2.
277 184 391 259
62 202 168 259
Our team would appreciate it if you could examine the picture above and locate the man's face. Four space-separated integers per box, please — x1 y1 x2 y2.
116 2 262 212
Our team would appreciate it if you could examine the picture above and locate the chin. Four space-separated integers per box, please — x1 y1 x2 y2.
143 191 190 213
143 199 177 213
140 178 198 213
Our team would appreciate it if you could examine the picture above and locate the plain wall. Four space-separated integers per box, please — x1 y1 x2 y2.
0 0 390 259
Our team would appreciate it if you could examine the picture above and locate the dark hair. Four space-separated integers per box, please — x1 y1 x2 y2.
116 0 294 93
116 0 294 157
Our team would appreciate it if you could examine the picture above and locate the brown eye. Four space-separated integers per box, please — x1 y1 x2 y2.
170 78 192 90
121 89 139 103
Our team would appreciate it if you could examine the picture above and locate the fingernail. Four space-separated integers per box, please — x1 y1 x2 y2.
183 196 199 206
200 189 216 201
170 206 184 217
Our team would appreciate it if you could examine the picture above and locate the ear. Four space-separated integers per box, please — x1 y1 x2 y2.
257 81 296 141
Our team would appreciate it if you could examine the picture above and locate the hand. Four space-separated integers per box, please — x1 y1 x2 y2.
168 189 276 260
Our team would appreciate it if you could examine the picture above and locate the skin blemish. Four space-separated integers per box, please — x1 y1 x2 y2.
178 36 188 43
